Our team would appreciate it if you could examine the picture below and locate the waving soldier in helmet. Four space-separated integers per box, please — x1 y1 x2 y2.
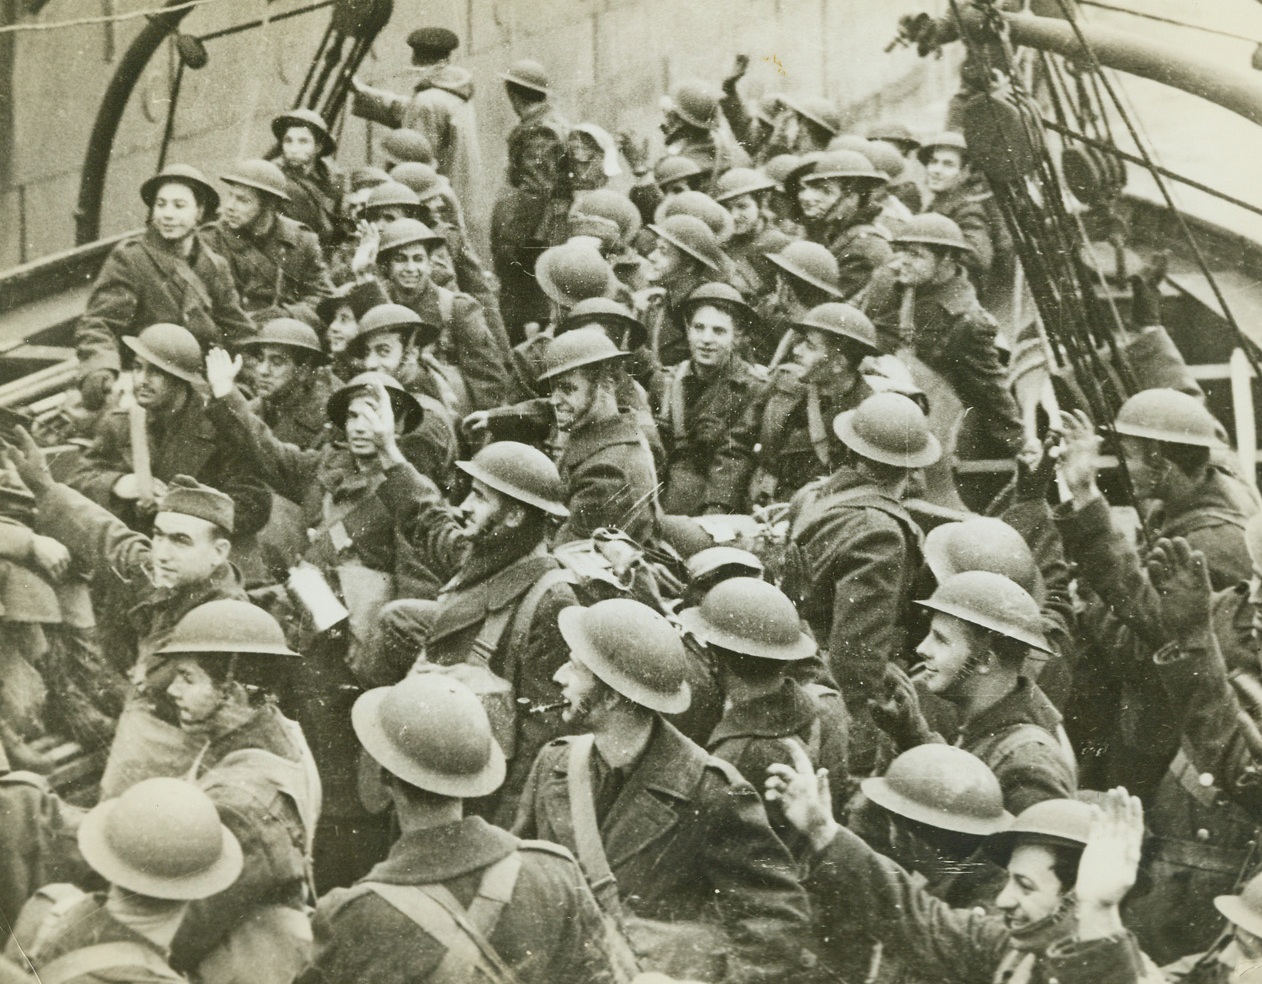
680 576 849 850
869 570 1077 814
75 164 256 387
269 109 343 245
64 322 272 539
769 755 1161 983
782 392 939 777
153 599 319 984
202 159 333 323
299 674 614 984
5 777 243 984
651 282 768 515
514 597 816 983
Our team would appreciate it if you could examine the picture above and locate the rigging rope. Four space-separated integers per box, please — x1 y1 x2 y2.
0 0 219 35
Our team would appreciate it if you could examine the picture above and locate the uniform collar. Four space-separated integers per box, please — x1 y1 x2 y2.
366 816 517 884
957 676 1061 743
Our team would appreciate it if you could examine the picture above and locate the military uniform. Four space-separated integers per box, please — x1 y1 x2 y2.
641 269 711 370
272 158 343 246
249 369 337 451
514 718 816 984
555 410 658 545
75 228 256 372
724 224 793 303
298 816 614 984
201 213 332 319
651 356 768 514
804 209 894 300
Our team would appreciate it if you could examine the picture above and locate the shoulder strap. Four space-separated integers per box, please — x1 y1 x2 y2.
565 735 622 916
138 240 215 314
436 285 456 325
472 567 569 668
362 880 521 984
466 852 524 939
37 941 183 984
1162 507 1249 537
804 385 831 467
667 362 690 443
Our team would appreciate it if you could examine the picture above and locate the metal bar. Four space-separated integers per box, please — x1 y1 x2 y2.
197 1 332 42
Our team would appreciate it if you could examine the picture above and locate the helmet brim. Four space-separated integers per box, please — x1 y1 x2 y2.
326 379 425 434
677 607 815 662
121 335 204 387
239 336 328 364
536 347 629 382
271 114 337 155
861 776 1014 837
140 174 220 215
765 252 844 299
914 597 1052 654
456 458 570 518
1112 420 1225 449
1215 894 1262 940
647 224 722 273
833 408 942 469
220 174 289 203
558 606 691 714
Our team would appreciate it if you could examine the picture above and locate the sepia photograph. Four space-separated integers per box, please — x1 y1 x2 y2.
0 0 1260 980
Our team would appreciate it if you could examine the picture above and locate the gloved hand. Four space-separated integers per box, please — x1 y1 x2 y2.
868 663 936 752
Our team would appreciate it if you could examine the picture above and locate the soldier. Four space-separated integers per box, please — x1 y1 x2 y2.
680 576 849 849
1176 871 1262 982
715 167 792 306
767 757 1160 984
2 427 246 796
315 284 369 381
5 777 242 984
918 132 1002 280
781 392 939 775
537 327 659 544
65 322 271 539
299 674 614 984
491 59 570 342
719 302 879 511
869 570 1078 814
153 600 318 984
354 217 513 412
651 282 767 515
758 238 848 366
75 164 255 377
774 93 843 154
351 27 482 212
643 213 730 367
367 437 578 822
202 159 332 322
238 318 337 450
269 109 342 245
654 189 735 243
790 149 893 298
514 597 817 983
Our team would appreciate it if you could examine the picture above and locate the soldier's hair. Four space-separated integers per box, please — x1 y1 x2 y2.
967 624 1029 668
780 272 835 310
1154 439 1210 478
710 644 785 684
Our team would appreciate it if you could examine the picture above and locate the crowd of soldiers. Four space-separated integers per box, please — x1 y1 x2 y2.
2 14 1262 984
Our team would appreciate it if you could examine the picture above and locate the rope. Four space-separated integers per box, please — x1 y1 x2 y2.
0 0 220 35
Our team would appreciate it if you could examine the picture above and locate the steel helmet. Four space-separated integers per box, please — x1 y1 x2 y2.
240 317 328 363
654 154 706 190
984 797 1095 865
861 745 1013 836
381 127 436 165
140 163 220 214
794 302 879 354
680 282 756 330
378 217 446 255
655 190 735 241
917 130 969 165
801 149 886 185
349 303 440 358
916 570 1051 654
894 213 973 253
534 242 615 308
924 517 1038 594
353 674 506 798
456 440 570 518
679 577 815 662
364 180 423 213
765 241 844 299
666 79 720 130
862 140 908 182
78 777 243 900
349 165 392 193
558 297 647 351
326 371 425 433
1113 388 1226 448
558 599 691 713
537 326 629 382
782 151 826 194
763 154 804 187
1217 870 1262 939
834 392 942 469
568 212 623 251
271 108 336 155
714 167 777 204
780 93 842 135
122 323 204 386
156 599 300 658
500 58 551 94
647 214 726 273
866 121 920 152
220 158 290 202
686 546 765 583
573 188 642 243
390 162 448 200
826 134 875 155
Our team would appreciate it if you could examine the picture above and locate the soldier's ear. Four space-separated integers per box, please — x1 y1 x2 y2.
500 502 528 529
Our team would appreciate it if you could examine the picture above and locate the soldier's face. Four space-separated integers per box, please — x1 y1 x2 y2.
132 359 183 413
282 126 319 167
555 657 603 727
549 368 596 433
167 656 225 730
687 305 738 369
427 243 456 287
251 344 300 399
221 183 265 231
150 513 230 590
797 179 846 221
890 243 941 288
459 479 510 540
647 241 686 283
925 148 967 195
915 613 981 697
793 330 835 376
344 395 383 458
725 194 761 237
1118 437 1171 501
387 245 432 293
325 305 358 355
360 331 406 377
995 843 1064 930
150 182 203 243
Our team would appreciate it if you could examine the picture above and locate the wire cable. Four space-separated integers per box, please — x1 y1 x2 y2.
0 0 219 35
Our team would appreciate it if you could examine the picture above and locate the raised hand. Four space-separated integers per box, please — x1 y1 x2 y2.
1145 536 1212 641
0 427 54 496
205 347 243 400
351 221 381 279
1075 787 1144 940
359 380 403 467
766 739 838 852
1055 409 1101 508
868 662 934 751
